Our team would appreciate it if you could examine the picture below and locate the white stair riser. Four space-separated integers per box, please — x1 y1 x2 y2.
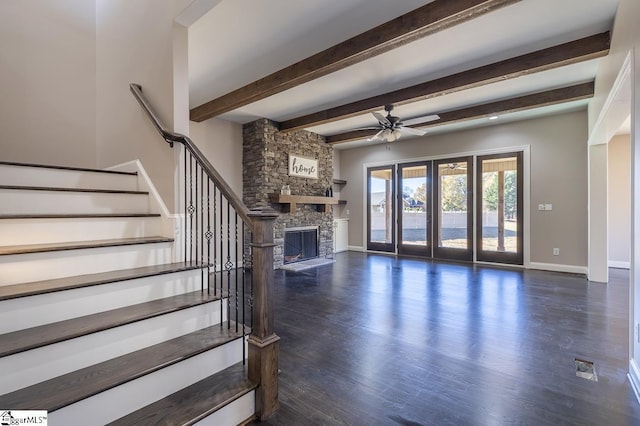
0 165 138 191
195 390 255 426
0 189 150 215
47 339 245 426
0 269 209 333
0 217 163 246
0 243 173 286
0 302 231 395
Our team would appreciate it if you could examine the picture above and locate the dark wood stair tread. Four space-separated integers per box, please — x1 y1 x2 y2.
0 185 148 195
0 161 137 176
0 323 246 411
0 236 173 256
108 362 256 426
0 289 224 357
0 213 161 219
0 262 209 301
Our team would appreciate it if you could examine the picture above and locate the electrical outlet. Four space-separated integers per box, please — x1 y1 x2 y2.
553 248 560 256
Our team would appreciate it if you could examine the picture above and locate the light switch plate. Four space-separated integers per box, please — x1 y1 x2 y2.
545 204 553 210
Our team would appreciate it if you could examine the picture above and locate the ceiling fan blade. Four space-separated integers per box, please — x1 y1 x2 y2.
367 129 384 141
352 126 382 131
401 114 440 127
372 111 391 127
400 126 427 136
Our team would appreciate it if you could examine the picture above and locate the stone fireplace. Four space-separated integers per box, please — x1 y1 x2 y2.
243 119 333 268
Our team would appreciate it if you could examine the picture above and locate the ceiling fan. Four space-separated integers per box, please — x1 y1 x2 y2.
366 104 440 142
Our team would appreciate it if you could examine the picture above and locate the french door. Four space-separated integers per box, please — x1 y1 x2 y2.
433 157 473 262
398 162 431 257
367 166 395 253
366 151 523 265
476 152 523 264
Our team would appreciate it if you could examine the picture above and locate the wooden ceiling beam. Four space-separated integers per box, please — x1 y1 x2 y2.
189 0 522 122
325 81 594 144
283 32 609 132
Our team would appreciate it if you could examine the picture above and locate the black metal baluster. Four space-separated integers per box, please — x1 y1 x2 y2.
195 164 199 273
242 221 246 364
200 168 204 291
213 186 218 297
183 148 187 263
226 199 231 330
213 186 222 327
188 155 194 264
206 179 211 295
220 189 224 326
235 211 239 333
250 244 254 330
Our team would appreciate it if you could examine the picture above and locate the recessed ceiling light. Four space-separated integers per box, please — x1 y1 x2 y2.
489 115 499 120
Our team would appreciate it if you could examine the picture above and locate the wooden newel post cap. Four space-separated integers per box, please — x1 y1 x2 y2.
248 207 279 219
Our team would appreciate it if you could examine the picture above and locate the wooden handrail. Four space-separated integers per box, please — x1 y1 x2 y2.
129 83 254 231
130 83 279 420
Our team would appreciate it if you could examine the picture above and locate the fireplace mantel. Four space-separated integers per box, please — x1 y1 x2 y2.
268 193 344 214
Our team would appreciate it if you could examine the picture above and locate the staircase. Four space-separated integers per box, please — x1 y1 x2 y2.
0 161 259 425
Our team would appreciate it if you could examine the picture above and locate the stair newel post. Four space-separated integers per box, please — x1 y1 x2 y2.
247 208 280 420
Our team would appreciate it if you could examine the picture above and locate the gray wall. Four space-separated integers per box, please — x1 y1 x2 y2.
0 0 97 167
96 0 190 213
190 117 244 197
589 0 640 381
608 134 631 266
0 0 191 212
338 110 588 268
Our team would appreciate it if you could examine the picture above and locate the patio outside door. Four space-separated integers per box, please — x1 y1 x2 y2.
433 157 473 261
476 152 523 264
367 166 395 253
366 153 523 264
398 162 431 257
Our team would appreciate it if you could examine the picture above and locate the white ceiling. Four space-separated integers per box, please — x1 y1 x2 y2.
188 0 619 149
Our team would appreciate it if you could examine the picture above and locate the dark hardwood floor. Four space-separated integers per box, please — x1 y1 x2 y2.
255 252 640 425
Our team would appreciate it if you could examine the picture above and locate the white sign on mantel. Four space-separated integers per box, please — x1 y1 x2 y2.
288 154 318 179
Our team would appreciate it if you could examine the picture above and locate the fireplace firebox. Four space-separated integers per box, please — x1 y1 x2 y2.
284 227 318 264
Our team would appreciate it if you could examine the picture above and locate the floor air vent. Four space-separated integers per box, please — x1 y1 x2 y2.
575 358 597 381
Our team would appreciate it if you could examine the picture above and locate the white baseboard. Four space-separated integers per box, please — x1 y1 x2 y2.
629 359 640 405
609 261 631 269
527 262 588 275
107 160 178 256
348 249 589 275
106 159 171 217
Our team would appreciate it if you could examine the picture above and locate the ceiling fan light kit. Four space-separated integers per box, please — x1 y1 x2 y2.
363 104 438 143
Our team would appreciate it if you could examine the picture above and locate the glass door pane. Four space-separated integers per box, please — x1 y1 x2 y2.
476 152 523 264
367 166 395 252
433 157 473 261
398 162 431 257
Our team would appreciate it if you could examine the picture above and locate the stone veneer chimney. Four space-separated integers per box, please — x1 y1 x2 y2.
243 119 334 268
